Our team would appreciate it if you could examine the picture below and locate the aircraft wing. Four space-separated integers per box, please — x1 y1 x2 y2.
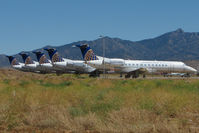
119 67 152 78
121 67 148 74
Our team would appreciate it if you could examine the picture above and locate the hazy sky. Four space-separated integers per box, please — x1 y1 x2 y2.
0 0 199 55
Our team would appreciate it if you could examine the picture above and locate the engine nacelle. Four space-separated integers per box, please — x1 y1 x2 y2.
104 58 124 66
67 61 74 66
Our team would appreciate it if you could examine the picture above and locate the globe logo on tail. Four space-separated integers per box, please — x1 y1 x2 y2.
84 49 98 61
39 55 49 64
25 56 34 64
52 52 64 63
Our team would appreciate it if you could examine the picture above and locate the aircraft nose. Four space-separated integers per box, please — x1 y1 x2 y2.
187 66 197 73
191 68 197 72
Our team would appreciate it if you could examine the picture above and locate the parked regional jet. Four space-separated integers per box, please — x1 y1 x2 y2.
19 52 58 74
6 56 26 71
76 44 197 78
32 51 65 74
44 48 99 77
19 53 40 73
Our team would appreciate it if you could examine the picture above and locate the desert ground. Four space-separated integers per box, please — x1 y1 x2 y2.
0 69 199 132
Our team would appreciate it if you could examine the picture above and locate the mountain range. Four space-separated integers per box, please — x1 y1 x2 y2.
1 28 199 69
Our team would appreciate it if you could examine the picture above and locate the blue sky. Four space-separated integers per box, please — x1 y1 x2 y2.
0 0 199 55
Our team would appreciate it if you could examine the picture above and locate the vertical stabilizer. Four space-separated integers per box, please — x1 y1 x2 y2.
33 51 50 64
19 53 34 64
6 56 20 66
44 48 64 63
76 44 98 61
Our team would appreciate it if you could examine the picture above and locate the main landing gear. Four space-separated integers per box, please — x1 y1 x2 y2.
125 71 139 78
89 71 100 78
120 73 123 77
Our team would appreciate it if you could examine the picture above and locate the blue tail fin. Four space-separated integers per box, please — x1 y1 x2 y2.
76 44 98 61
6 56 20 66
33 51 50 64
44 48 64 63
19 53 34 64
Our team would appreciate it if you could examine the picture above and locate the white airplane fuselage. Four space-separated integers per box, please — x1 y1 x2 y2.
119 60 196 74
21 62 40 72
53 59 96 73
12 63 27 71
21 62 58 73
37 63 61 73
86 58 197 74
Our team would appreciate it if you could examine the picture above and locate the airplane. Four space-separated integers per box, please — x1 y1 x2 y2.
19 53 40 73
19 52 57 74
44 48 100 77
32 51 65 74
6 56 26 71
76 44 197 78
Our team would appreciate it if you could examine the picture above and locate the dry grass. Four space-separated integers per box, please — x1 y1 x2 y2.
0 69 199 132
